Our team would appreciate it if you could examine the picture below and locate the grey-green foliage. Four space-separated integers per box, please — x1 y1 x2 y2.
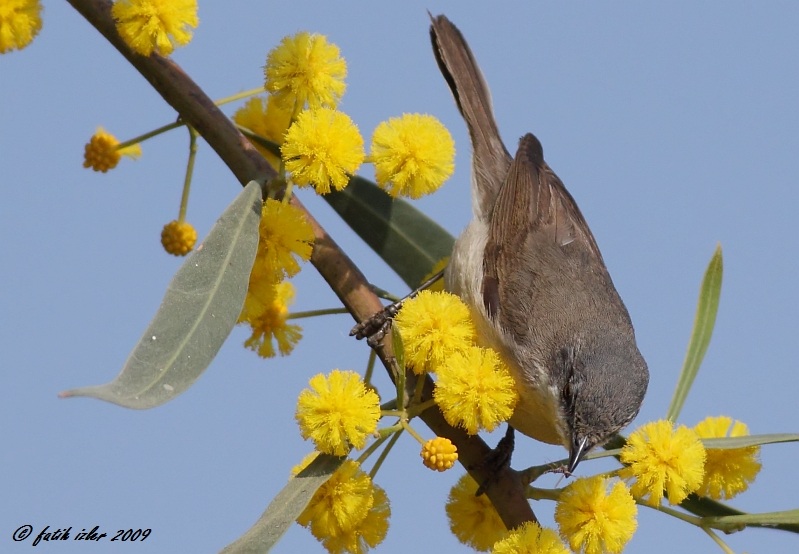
61 181 263 409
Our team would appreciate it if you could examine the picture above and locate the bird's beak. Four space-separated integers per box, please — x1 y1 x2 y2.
567 436 589 475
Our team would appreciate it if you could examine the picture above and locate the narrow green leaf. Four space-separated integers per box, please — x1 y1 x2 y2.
324 176 455 289
680 495 799 533
666 244 723 421
705 509 799 529
60 181 263 409
220 454 344 554
391 323 405 375
701 433 799 449
391 324 406 406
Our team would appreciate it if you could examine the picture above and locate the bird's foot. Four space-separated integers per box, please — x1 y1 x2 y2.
474 425 516 496
350 269 446 347
349 300 403 348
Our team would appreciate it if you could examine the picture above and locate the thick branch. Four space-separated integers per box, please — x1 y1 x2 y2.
67 0 535 529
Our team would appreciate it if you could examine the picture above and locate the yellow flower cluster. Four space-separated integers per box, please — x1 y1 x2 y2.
265 31 347 111
238 198 314 358
240 281 300 358
262 32 454 199
111 0 198 57
282 108 364 194
232 95 293 170
693 415 761 500
295 370 380 456
297 459 390 554
263 31 360 194
394 290 517 435
421 437 458 472
160 219 197 256
394 290 475 373
445 474 507 551
620 419 706 506
253 198 314 281
540 415 761 553
447 474 636 554
554 476 637 554
492 522 569 554
0 0 42 54
82 127 142 173
435 347 517 435
371 113 455 199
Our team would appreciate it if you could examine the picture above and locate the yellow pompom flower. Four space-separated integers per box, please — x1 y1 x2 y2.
492 522 569 554
620 419 706 506
446 473 507 552
693 415 761 500
254 198 314 281
282 108 364 194
265 31 347 111
554 476 637 554
111 0 198 57
393 290 475 374
239 280 302 358
321 484 391 554
232 95 292 169
435 346 518 435
82 127 142 173
370 113 455 199
295 370 381 456
297 460 390 554
421 437 458 472
160 220 197 256
0 0 42 54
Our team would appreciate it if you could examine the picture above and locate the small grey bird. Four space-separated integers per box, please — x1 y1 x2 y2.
430 14 649 473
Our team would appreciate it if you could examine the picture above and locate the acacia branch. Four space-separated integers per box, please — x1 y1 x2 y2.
67 0 535 529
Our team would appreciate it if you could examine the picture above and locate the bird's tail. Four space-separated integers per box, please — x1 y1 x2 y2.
429 14 512 220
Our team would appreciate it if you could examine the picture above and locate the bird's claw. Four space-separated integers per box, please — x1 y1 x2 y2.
474 425 516 496
350 301 403 347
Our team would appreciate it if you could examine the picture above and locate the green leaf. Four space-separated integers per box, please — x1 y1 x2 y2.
391 324 406 405
60 181 263 409
706 508 799 528
324 176 455 289
666 244 723 421
700 433 799 449
220 454 344 553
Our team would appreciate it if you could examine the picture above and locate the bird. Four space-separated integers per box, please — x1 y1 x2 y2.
430 14 649 474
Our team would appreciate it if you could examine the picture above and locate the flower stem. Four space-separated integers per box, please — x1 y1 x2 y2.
215 87 264 106
178 127 199 221
117 120 184 150
401 420 426 445
363 349 377 390
527 487 561 502
356 433 389 466
701 526 735 554
640 501 704 526
287 307 348 320
117 87 262 151
369 429 402 479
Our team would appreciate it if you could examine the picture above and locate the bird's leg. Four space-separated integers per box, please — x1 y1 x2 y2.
350 269 445 347
474 425 516 496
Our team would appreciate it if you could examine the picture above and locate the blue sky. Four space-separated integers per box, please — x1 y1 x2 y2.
2 2 798 553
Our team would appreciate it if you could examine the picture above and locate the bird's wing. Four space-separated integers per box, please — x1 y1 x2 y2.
482 133 608 320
